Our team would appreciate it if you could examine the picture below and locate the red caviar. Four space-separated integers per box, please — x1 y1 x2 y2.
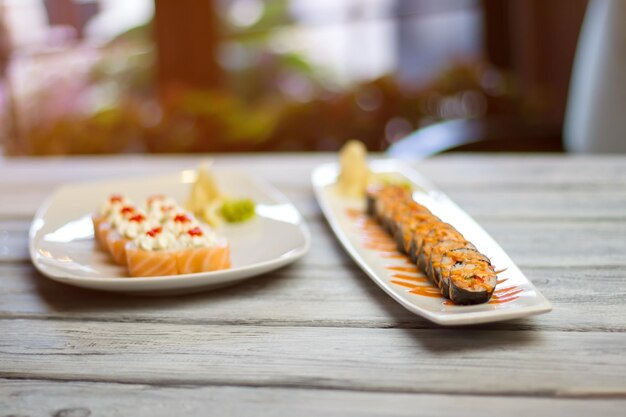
129 214 146 222
147 227 162 237
187 227 203 237
110 194 123 203
174 214 191 223
120 206 135 215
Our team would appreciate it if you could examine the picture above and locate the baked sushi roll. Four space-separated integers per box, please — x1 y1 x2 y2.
448 260 497 305
436 247 490 299
417 224 465 272
365 184 499 304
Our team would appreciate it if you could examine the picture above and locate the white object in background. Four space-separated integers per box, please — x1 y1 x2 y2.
564 0 626 153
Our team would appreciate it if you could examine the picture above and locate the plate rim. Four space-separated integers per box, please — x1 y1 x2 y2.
29 169 311 289
311 159 552 326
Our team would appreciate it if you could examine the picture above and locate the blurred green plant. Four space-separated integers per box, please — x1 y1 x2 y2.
6 1 524 155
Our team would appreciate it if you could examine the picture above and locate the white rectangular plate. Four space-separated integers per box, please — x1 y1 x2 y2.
312 159 551 325
30 169 310 295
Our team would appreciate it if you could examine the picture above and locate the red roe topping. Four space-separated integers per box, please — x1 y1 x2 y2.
129 214 146 222
147 227 162 237
174 214 191 223
187 227 203 237
161 205 174 213
110 194 123 203
120 206 135 215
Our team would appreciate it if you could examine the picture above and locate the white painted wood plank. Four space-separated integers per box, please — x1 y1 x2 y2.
3 184 626 221
1 154 626 189
4 217 626 267
0 263 624 332
2 155 626 222
1 380 624 417
0 320 624 395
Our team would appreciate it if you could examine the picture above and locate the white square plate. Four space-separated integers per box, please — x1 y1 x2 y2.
30 169 310 295
312 159 552 325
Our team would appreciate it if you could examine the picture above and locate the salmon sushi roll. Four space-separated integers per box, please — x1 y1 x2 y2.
92 215 107 248
176 242 231 274
126 245 178 277
93 194 129 248
125 227 179 277
106 229 129 265
175 227 231 274
107 212 155 266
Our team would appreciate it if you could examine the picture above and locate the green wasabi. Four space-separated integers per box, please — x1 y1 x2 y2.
220 199 255 223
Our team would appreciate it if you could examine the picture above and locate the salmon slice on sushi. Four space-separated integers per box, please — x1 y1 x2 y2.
92 194 130 249
176 227 231 274
125 227 179 277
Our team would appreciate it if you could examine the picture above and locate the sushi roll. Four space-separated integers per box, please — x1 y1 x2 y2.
94 193 232 277
125 227 179 277
425 239 471 286
437 247 490 299
448 260 497 304
175 226 231 274
125 225 231 277
92 194 131 248
106 211 156 265
365 184 499 304
408 219 441 263
417 224 465 272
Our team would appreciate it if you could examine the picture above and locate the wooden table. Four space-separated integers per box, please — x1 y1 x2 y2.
0 154 624 416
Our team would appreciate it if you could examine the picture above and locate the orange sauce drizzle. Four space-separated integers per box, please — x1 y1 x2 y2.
381 253 405 259
346 209 523 306
385 265 419 273
494 287 524 297
390 280 420 289
392 274 429 283
409 287 442 298
489 295 520 304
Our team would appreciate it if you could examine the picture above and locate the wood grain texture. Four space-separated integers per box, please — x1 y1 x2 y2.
3 218 626 267
2 380 625 417
0 154 625 415
0 264 624 332
0 320 625 395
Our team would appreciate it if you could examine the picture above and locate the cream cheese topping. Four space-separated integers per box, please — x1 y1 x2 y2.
100 195 131 217
162 212 199 235
117 213 158 239
144 195 180 222
135 228 179 251
178 225 219 248
107 205 138 228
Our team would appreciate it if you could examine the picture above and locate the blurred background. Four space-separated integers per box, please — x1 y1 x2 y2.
0 0 598 156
